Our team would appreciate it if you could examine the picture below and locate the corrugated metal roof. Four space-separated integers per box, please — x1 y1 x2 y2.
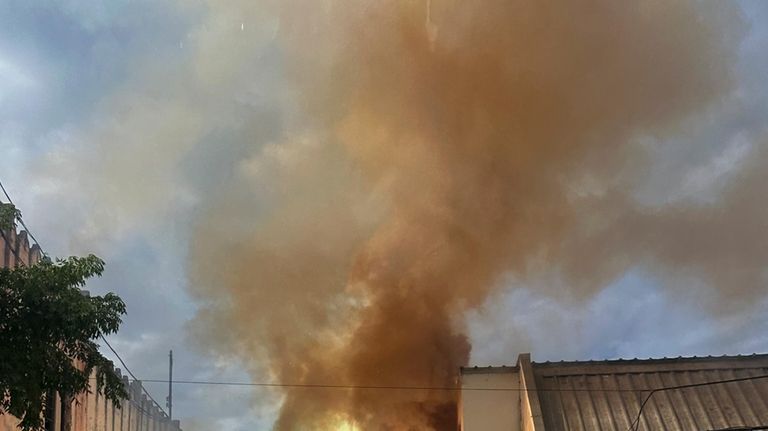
532 354 768 431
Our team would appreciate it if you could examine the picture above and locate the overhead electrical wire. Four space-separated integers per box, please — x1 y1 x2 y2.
139 378 637 392
135 373 768 395
626 373 768 431
100 334 170 417
707 427 768 431
0 180 29 267
0 228 26 267
0 179 44 255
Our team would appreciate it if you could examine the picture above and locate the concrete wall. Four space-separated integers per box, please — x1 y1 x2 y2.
0 372 181 431
517 354 545 431
80 374 182 431
1 223 182 431
459 367 520 431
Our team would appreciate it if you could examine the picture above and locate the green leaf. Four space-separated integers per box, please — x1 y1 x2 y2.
0 203 20 231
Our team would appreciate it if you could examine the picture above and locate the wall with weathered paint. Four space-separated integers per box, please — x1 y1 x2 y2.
0 374 181 431
459 367 521 431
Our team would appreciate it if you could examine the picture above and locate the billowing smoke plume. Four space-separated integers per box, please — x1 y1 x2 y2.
190 1 750 429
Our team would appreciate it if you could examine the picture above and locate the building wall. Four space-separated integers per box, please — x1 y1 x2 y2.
1 224 181 431
1 376 181 431
459 367 520 431
460 353 768 431
1 226 42 268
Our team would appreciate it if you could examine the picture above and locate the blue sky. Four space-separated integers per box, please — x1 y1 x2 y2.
1 1 767 429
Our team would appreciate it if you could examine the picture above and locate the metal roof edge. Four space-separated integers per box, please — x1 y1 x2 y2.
531 353 768 376
460 365 519 375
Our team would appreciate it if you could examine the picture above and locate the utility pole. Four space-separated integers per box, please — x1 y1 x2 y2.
167 350 173 420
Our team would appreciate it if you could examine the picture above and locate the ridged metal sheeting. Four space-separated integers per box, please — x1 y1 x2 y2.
534 356 768 431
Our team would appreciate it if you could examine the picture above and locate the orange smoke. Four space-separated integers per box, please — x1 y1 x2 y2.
190 1 742 429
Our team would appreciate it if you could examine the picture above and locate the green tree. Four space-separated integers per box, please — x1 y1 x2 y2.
0 205 128 430
0 202 20 231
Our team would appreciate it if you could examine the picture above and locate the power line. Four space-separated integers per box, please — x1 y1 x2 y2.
138 378 635 392
0 179 44 255
627 373 768 431
136 373 768 395
100 334 170 418
708 427 768 431
86 375 171 419
0 180 28 267
0 179 12 203
0 228 26 267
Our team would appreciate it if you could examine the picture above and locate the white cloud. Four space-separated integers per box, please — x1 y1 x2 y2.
0 54 39 109
468 274 768 367
676 131 753 202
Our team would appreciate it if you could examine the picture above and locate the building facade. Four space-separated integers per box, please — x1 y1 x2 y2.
460 352 768 431
1 223 181 431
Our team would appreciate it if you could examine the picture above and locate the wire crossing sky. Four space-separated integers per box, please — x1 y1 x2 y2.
1 1 768 430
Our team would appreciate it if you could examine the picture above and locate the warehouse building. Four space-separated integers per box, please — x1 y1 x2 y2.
460 353 768 431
